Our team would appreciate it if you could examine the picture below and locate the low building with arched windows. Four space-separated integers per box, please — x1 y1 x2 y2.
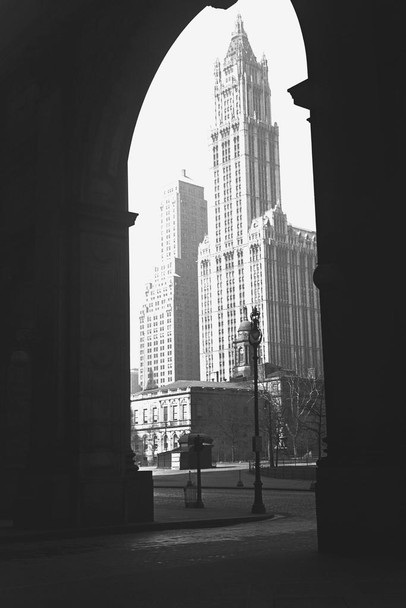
130 380 254 466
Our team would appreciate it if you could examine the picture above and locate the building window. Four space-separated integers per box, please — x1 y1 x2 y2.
173 405 178 421
143 409 148 423
133 410 138 425
153 407 158 422
163 406 168 422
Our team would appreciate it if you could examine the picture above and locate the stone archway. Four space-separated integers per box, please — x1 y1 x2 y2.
2 0 406 555
0 0 236 529
290 1 406 555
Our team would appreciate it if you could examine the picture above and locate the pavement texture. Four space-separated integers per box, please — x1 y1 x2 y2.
152 464 311 525
1 465 405 607
0 464 312 541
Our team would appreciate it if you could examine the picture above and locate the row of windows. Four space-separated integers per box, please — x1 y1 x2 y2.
133 403 189 425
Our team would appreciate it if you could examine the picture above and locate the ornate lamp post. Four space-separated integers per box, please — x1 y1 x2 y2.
249 306 266 514
193 434 205 508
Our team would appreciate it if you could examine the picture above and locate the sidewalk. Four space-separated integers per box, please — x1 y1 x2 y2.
150 463 313 491
150 465 308 527
0 465 312 543
1 470 405 608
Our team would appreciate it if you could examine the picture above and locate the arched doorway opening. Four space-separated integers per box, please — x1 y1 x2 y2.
129 0 317 380
1 0 405 560
128 0 323 479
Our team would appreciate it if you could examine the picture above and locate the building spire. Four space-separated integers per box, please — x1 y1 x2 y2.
226 13 255 66
234 14 245 36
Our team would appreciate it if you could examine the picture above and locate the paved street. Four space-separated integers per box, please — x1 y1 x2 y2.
1 483 405 607
153 485 315 527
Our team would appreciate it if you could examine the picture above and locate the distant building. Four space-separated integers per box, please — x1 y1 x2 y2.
130 368 141 394
138 171 207 389
130 380 253 465
131 326 324 467
198 15 322 382
231 315 325 460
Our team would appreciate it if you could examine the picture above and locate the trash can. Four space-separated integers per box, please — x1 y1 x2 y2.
183 483 197 508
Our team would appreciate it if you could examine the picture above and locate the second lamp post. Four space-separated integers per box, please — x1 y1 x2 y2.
249 306 266 514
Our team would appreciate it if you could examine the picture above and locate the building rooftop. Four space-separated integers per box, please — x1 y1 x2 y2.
163 169 202 190
132 379 254 399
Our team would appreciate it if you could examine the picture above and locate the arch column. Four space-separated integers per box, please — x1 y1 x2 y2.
12 196 154 528
1 0 238 529
290 0 406 555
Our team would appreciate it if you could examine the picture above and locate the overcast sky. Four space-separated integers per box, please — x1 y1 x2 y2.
128 0 314 367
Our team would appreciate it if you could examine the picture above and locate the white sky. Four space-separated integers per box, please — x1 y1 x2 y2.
128 0 314 367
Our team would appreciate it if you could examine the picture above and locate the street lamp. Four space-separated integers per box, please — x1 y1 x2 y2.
193 434 205 508
249 306 266 514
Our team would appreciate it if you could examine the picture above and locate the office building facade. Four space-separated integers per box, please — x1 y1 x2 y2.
198 15 322 382
139 171 207 389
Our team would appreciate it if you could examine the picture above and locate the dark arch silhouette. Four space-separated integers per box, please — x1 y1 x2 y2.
1 0 405 556
0 0 236 531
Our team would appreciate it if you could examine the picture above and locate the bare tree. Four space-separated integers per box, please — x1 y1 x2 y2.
283 373 325 459
254 378 286 467
298 376 326 460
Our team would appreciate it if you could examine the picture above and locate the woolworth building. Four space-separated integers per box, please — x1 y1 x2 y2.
198 15 322 382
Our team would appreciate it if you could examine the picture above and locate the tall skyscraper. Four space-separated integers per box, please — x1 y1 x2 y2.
139 171 207 389
198 15 322 382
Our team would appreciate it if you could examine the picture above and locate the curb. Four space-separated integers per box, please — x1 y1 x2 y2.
154 485 314 492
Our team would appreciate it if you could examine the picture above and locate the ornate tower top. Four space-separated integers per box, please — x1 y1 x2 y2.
225 14 256 66
232 14 246 38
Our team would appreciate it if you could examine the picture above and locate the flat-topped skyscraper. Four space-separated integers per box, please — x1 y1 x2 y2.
139 171 207 389
198 15 322 381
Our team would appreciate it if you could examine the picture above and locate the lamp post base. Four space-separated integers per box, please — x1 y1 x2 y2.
251 480 266 514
